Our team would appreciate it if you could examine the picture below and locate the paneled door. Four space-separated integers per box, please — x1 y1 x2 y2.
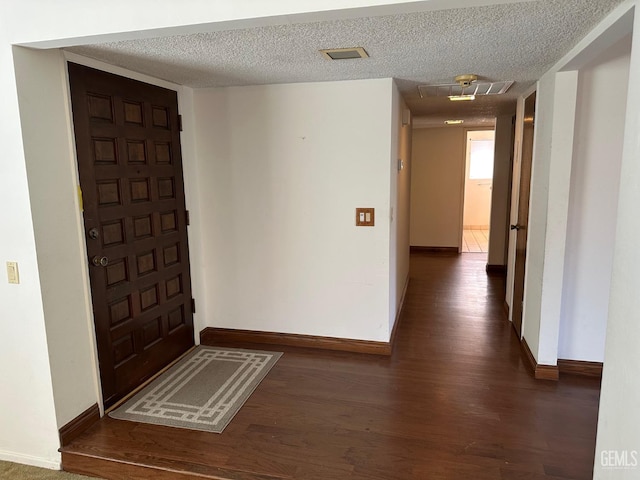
68 63 194 408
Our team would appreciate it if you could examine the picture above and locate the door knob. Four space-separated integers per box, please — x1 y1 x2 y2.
510 224 522 231
91 256 109 267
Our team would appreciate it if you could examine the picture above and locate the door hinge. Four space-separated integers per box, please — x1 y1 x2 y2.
178 114 183 132
191 298 196 314
185 210 190 226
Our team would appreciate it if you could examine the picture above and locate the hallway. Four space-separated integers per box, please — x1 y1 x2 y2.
62 253 601 480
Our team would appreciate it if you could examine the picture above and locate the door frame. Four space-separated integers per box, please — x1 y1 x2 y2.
509 90 537 338
460 129 496 252
457 127 495 253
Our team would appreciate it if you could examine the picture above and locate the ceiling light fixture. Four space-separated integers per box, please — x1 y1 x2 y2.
448 94 476 102
448 74 478 101
445 120 464 125
418 74 514 101
454 74 478 88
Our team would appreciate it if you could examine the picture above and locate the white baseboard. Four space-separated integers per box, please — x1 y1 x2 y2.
0 450 60 470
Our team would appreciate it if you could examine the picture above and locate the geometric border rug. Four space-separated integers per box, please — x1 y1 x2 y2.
109 346 282 433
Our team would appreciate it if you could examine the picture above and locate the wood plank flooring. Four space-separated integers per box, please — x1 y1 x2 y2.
61 253 601 480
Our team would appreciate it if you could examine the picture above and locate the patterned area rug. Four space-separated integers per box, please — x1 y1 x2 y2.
109 346 282 433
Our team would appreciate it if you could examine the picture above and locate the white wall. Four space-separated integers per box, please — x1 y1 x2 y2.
391 85 412 330
13 48 100 428
192 79 394 342
389 86 399 331
174 85 208 340
596 7 640 477
559 36 631 363
521 70 580 364
0 45 61 469
515 1 633 367
410 127 465 248
488 114 514 267
410 126 496 249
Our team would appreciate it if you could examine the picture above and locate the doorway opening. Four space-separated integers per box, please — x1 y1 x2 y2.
462 130 495 256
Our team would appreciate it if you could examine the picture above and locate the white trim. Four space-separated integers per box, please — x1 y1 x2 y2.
461 129 496 253
57 49 105 418
0 451 61 470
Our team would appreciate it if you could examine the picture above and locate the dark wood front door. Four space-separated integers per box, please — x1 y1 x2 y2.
68 63 194 408
511 91 536 337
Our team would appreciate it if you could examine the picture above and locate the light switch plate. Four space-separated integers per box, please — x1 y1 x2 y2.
355 208 375 227
6 261 19 284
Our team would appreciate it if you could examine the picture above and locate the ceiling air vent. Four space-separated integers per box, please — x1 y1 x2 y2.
320 47 369 60
418 80 514 99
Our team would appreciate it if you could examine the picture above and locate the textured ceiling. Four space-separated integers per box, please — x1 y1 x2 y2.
67 0 625 120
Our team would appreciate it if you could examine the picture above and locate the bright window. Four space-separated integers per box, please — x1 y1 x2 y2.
469 140 495 179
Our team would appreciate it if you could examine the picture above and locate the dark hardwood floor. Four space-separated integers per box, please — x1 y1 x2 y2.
62 253 601 480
